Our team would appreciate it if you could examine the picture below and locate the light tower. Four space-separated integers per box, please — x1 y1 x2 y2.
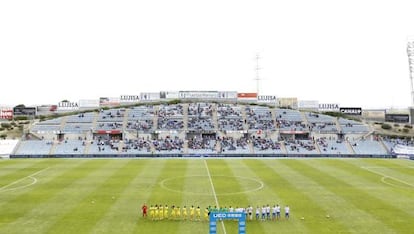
407 38 414 106
254 53 261 95
407 37 414 124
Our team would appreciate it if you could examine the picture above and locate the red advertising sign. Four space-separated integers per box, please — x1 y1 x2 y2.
0 108 13 120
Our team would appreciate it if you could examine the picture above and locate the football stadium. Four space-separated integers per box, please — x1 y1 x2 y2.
1 91 414 234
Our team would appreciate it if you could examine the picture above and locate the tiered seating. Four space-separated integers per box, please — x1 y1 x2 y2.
126 106 154 133
339 118 369 133
188 103 214 131
15 102 384 157
285 139 319 155
217 104 243 131
245 106 274 130
54 139 86 155
31 118 63 133
62 123 93 133
66 113 95 123
219 136 250 154
275 109 307 132
306 112 338 133
95 109 124 131
88 137 120 154
251 136 284 154
349 140 388 155
187 135 217 154
121 138 152 154
317 138 351 155
153 136 184 154
14 140 52 155
157 104 184 130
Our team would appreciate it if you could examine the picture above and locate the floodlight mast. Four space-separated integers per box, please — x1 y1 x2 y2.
254 53 261 95
407 38 414 106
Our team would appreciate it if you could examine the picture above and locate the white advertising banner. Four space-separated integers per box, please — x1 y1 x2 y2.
140 92 161 101
179 91 219 99
257 95 277 103
318 103 340 112
79 99 100 108
298 100 319 109
57 101 80 111
120 95 140 103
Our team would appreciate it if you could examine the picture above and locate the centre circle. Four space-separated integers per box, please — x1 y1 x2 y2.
159 175 264 196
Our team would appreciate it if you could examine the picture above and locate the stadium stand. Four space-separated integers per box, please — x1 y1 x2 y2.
10 102 396 158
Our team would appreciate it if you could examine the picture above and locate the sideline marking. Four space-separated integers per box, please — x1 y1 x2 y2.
159 175 264 195
361 166 414 188
204 160 226 234
0 167 50 192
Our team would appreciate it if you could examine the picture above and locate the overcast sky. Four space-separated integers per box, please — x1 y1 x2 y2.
1 0 414 109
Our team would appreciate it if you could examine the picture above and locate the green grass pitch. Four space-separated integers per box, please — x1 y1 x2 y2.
0 158 413 234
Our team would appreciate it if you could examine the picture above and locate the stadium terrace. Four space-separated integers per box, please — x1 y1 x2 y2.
4 98 412 159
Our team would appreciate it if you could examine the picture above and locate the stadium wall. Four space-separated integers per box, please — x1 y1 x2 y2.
9 153 394 159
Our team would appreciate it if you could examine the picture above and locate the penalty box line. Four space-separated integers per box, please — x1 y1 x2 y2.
361 166 414 188
0 167 51 191
204 160 227 234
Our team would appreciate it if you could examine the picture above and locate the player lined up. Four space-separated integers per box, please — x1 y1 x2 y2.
141 204 290 221
142 204 205 221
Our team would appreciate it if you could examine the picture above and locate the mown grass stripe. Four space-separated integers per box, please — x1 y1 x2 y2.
248 159 346 234
176 160 215 234
132 159 188 234
91 159 165 234
204 159 253 234
317 159 414 217
275 159 393 234
224 159 274 234
0 159 105 233
284 159 414 233
42 159 132 234
0 159 58 186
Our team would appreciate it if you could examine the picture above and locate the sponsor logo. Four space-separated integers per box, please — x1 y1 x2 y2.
58 101 79 108
120 95 140 101
319 103 339 110
257 95 276 101
340 107 362 115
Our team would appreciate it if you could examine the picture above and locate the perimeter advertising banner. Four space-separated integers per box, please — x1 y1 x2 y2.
257 95 277 103
179 91 219 99
318 103 340 112
79 99 100 108
57 100 79 111
0 108 13 120
218 91 237 99
120 95 140 103
13 106 37 116
277 97 298 109
99 97 120 107
237 92 258 102
298 100 319 110
140 92 160 101
340 107 362 115
160 91 179 99
385 114 409 123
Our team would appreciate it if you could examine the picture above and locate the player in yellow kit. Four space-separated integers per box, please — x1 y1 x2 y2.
159 204 164 220
204 207 209 221
149 205 155 221
176 206 181 219
154 205 159 220
196 206 201 221
164 204 169 219
182 206 188 220
189 205 195 221
171 205 176 219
